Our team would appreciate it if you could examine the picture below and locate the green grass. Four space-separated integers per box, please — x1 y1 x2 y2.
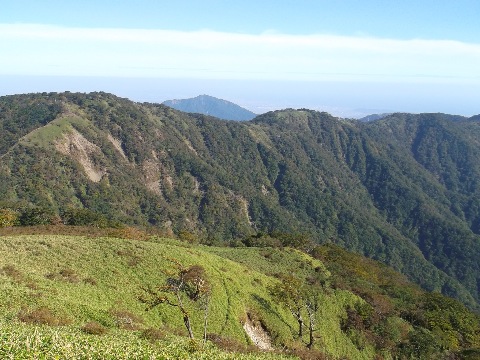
2 233 478 358
0 234 378 359
0 321 293 359
18 114 92 149
204 247 378 359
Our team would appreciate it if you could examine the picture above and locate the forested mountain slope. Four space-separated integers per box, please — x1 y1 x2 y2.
1 92 479 310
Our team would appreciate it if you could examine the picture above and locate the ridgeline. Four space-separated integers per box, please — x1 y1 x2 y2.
1 91 480 314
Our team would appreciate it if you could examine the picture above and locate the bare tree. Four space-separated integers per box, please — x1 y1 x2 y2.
305 289 320 349
140 259 211 341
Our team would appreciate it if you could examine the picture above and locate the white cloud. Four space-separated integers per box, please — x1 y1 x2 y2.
1 24 479 82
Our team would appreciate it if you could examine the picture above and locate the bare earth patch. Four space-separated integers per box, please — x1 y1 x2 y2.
142 159 162 195
242 315 273 351
107 133 127 160
56 129 106 182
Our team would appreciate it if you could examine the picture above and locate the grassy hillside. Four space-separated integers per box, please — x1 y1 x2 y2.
0 231 479 359
1 92 480 312
0 233 365 359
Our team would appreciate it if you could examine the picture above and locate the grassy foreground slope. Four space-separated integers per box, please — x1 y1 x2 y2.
0 234 373 359
0 323 288 360
1 232 480 359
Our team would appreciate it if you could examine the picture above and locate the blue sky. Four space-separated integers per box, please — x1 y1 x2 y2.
1 0 479 117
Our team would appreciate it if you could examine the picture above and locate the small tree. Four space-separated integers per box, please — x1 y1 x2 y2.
141 259 211 341
270 275 306 339
184 265 212 344
304 287 321 349
270 274 324 348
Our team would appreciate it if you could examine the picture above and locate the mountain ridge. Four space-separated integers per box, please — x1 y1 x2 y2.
162 94 257 121
1 91 480 311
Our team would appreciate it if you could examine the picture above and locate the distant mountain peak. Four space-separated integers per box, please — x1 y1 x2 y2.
357 113 392 122
162 94 257 121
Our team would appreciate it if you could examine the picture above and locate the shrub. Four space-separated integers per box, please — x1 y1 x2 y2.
141 327 166 342
18 307 70 326
0 209 18 227
61 208 109 227
107 226 149 240
242 233 282 248
18 207 56 226
178 230 198 244
81 321 107 335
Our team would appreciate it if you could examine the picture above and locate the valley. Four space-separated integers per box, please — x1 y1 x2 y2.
1 91 480 358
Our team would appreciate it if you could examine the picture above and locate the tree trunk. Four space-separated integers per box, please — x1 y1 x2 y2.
177 292 194 339
183 313 194 339
296 313 304 339
306 303 316 349
307 319 314 349
203 297 210 344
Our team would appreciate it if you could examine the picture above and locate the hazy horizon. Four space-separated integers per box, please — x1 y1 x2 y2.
1 1 479 118
2 75 479 119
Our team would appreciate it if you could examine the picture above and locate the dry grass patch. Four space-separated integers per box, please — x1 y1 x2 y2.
116 249 142 267
2 264 23 282
81 321 108 335
110 309 144 330
83 276 97 286
45 268 80 283
0 224 164 241
207 333 258 354
18 306 71 326
141 327 167 342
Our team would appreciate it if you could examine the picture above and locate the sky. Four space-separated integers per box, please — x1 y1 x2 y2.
1 0 479 117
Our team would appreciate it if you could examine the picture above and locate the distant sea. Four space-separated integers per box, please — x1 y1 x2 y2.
1 75 477 118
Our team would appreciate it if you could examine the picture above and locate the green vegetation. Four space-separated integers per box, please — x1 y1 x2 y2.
1 91 480 314
0 231 479 359
0 321 291 359
141 260 212 341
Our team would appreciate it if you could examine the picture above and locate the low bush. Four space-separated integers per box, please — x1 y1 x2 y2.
207 333 257 354
0 208 18 227
141 327 166 342
18 307 71 326
81 321 107 335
